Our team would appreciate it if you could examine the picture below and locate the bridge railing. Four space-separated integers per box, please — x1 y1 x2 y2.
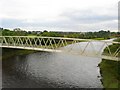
0 36 83 49
0 36 120 60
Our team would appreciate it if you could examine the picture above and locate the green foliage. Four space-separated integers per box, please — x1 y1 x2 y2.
103 44 120 56
41 31 63 37
99 60 120 88
103 38 120 57
2 48 37 60
66 33 80 38
114 38 120 42
101 38 120 88
1 28 27 36
1 28 119 39
84 30 111 39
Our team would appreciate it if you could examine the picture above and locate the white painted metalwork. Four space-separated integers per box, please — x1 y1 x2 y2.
0 36 120 61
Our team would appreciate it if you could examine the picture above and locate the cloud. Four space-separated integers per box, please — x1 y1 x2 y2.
1 16 117 32
60 8 117 23
0 0 118 31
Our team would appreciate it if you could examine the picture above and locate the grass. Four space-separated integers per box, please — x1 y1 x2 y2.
114 38 120 42
99 59 120 89
92 38 108 40
2 48 37 60
100 38 120 89
103 38 120 57
103 44 120 57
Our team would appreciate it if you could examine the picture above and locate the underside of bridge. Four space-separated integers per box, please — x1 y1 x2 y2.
0 36 120 61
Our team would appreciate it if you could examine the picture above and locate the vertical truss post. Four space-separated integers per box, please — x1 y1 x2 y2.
97 42 106 55
3 37 8 46
105 42 112 56
52 38 57 49
90 41 97 56
49 38 54 49
81 41 90 55
113 46 120 57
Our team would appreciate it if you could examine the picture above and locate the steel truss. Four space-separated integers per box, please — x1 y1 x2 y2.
0 36 119 61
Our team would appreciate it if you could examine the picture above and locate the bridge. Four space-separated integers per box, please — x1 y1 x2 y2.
0 36 120 61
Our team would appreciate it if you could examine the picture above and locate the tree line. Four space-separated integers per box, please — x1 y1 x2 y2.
0 28 120 39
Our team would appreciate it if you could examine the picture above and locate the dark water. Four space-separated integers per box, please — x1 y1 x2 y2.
2 42 105 88
0 47 2 89
0 60 2 89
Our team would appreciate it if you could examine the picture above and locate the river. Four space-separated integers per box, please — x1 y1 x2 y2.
2 40 111 88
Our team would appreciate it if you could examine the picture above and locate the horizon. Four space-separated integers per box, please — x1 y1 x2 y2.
1 27 119 32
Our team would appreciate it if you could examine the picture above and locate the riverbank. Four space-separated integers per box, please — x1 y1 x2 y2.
99 59 120 89
2 48 37 60
92 38 109 40
99 38 120 89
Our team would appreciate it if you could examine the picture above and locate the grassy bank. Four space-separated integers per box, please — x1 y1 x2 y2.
99 38 120 89
2 48 37 60
103 44 119 57
92 38 109 40
114 38 120 42
103 38 120 57
99 59 120 89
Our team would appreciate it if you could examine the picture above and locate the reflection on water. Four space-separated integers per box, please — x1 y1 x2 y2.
2 42 104 88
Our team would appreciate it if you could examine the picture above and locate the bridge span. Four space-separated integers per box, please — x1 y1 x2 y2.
0 36 119 61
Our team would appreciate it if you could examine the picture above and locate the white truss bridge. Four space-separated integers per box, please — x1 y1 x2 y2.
0 36 120 61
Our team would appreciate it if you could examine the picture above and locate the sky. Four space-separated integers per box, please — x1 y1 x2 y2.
0 0 119 32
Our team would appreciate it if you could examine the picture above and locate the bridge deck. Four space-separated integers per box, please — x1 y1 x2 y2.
1 45 119 61
1 45 62 52
0 36 119 61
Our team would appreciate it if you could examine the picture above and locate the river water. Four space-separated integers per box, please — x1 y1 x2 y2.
2 41 109 88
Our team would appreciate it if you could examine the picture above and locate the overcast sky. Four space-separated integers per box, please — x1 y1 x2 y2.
0 0 119 32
